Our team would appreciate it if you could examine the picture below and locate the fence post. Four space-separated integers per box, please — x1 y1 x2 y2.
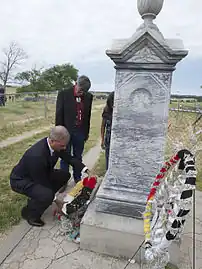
44 92 47 119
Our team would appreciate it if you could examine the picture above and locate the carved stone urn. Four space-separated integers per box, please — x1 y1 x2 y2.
137 0 164 21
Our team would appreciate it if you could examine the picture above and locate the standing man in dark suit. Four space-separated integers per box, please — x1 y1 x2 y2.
10 126 90 227
55 75 93 183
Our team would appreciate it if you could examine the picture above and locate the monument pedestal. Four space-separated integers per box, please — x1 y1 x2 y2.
81 202 180 267
81 0 187 267
81 202 144 262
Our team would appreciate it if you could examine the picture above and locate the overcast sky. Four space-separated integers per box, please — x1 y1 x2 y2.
0 0 201 94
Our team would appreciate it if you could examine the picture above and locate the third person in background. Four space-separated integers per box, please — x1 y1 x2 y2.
101 91 114 170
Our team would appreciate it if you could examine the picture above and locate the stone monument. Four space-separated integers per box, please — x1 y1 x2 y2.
81 0 188 265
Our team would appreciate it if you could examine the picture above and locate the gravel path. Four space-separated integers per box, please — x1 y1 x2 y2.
0 126 51 148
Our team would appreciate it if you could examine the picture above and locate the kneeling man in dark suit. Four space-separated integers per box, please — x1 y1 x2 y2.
10 126 90 227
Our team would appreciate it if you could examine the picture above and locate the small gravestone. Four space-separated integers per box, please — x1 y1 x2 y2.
81 0 188 266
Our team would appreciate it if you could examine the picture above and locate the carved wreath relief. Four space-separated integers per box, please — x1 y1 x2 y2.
130 88 152 112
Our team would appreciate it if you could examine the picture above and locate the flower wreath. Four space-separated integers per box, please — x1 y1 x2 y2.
143 149 196 264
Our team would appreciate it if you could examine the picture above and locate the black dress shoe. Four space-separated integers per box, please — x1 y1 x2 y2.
27 218 45 227
21 206 29 220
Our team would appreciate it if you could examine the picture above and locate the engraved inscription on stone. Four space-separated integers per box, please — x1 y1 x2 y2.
130 88 152 112
127 46 163 63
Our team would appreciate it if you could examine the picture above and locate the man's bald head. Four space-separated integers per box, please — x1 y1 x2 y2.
49 126 70 151
49 126 70 141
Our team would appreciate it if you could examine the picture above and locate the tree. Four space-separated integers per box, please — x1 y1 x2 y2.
15 68 44 93
40 63 78 91
0 41 27 90
15 63 78 93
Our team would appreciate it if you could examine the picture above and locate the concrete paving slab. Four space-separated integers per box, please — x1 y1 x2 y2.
0 206 140 269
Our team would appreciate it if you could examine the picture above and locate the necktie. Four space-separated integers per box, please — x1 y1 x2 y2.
51 152 58 168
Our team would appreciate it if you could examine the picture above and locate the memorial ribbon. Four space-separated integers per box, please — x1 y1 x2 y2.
143 149 196 266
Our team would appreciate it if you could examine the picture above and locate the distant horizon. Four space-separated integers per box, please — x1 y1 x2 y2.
5 84 202 97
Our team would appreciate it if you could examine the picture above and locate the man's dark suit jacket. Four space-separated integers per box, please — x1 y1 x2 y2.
10 138 86 188
55 87 93 141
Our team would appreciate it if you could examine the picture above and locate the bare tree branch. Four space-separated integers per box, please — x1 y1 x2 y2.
0 41 27 90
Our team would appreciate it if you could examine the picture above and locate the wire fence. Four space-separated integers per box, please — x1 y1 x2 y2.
0 91 58 127
0 91 58 142
0 91 107 105
0 91 107 143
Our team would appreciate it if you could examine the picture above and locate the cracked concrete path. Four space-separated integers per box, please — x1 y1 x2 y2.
0 219 139 269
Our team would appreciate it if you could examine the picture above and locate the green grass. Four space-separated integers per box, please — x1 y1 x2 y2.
83 108 103 154
0 100 56 128
165 263 179 269
0 116 54 142
196 168 202 191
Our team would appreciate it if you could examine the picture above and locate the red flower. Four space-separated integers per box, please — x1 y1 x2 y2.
83 177 89 186
174 154 180 161
83 176 97 189
147 188 156 201
156 174 164 180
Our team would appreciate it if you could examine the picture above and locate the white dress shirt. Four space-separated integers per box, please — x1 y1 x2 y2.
47 138 88 174
47 138 54 156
